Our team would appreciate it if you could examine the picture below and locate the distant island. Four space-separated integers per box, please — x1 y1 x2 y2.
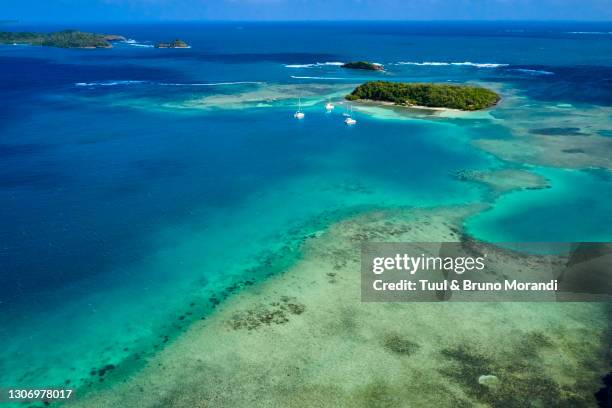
342 61 384 71
346 81 500 111
155 39 189 49
0 30 125 48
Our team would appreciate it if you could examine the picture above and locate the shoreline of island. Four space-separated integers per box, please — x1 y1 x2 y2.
345 81 501 111
351 98 467 114
0 30 190 49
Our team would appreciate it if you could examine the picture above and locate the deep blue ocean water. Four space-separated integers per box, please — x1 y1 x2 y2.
1 21 611 392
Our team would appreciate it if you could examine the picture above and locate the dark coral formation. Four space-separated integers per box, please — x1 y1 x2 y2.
530 127 585 136
382 334 420 356
439 331 600 408
90 364 115 378
229 296 305 330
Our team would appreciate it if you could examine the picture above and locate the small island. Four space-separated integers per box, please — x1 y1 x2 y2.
0 30 125 48
342 61 384 71
155 39 189 49
346 81 500 111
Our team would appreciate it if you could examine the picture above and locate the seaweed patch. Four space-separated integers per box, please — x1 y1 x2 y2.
229 296 305 330
439 334 593 408
382 333 420 356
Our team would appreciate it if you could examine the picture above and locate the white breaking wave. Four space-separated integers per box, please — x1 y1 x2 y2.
397 61 508 68
290 76 348 80
512 68 554 76
121 38 190 48
567 31 612 35
123 39 155 48
284 62 345 68
157 81 263 86
75 80 147 87
451 62 509 68
75 80 262 88
397 61 450 66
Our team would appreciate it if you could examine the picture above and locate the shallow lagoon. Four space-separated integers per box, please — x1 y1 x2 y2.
465 167 612 242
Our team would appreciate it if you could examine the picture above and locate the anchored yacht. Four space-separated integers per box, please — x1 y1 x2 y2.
294 98 305 119
344 104 357 125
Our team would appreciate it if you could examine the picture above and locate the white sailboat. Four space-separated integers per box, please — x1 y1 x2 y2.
325 98 334 112
294 98 305 119
344 104 357 125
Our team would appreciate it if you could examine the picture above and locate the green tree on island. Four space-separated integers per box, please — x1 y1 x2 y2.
346 81 500 110
0 30 121 48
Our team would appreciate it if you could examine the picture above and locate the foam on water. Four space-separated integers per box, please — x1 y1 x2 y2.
124 39 155 48
510 68 555 75
75 80 264 88
284 61 345 68
396 61 509 68
290 75 350 80
157 81 264 86
75 80 147 87
567 31 612 35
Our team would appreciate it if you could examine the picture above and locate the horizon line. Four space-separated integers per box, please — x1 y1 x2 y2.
4 18 612 25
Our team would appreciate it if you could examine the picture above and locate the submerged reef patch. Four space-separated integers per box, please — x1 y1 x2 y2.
439 331 597 408
229 296 305 330
355 381 403 408
530 127 586 136
382 333 420 356
455 168 550 196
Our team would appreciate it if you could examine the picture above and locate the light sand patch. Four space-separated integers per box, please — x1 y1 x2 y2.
173 83 356 111
349 81 505 121
64 83 356 113
470 90 612 170
350 100 497 122
475 135 612 169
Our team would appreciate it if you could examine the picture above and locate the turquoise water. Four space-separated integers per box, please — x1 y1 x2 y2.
1 21 611 395
465 167 612 242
